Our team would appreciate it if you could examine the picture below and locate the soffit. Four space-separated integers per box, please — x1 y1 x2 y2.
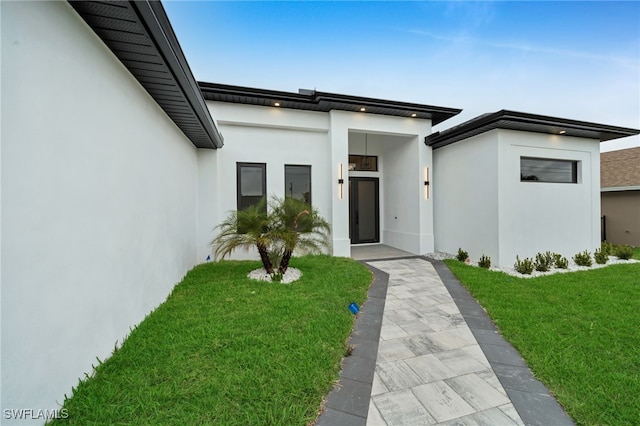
426 110 640 149
69 0 223 149
199 82 462 126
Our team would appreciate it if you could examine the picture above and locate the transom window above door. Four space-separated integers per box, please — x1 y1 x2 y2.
348 155 378 171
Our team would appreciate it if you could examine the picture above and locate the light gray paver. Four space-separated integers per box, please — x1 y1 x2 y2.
368 258 524 426
319 250 573 426
372 389 436 425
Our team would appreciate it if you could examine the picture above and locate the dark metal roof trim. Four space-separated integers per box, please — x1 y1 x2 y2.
69 0 223 149
199 82 462 126
425 110 639 149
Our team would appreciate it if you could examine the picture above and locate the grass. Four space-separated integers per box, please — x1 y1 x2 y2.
445 255 640 426
51 255 371 426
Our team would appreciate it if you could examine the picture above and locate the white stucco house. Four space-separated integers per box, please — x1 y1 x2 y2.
2 0 638 422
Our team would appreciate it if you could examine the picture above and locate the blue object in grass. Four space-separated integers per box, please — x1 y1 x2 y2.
206 255 211 262
348 302 360 315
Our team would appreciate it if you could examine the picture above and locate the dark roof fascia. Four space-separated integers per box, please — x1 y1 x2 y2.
136 1 223 148
199 82 462 126
425 110 640 149
70 0 223 149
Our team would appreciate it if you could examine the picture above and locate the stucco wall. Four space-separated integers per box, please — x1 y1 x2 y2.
433 132 500 262
497 130 600 264
434 129 600 266
1 1 200 420
204 102 333 259
601 191 640 246
202 105 433 258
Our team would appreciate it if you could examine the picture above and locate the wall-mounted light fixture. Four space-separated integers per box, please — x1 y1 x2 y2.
423 166 430 200
559 130 566 135
338 163 344 200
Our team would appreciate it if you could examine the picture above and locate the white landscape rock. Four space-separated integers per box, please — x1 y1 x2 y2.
423 252 638 278
247 267 302 284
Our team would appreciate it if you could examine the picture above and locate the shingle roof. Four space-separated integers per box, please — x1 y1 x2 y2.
601 147 640 189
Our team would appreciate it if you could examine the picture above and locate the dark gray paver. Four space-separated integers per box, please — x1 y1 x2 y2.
323 378 371 418
430 259 575 426
507 390 575 426
316 408 368 426
315 263 389 425
341 355 377 384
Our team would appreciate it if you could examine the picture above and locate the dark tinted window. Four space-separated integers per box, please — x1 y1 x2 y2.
521 157 577 183
237 163 266 210
285 165 311 204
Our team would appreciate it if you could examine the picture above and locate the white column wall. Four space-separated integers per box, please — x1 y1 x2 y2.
329 111 354 256
497 130 601 264
379 135 429 254
197 149 220 262
433 132 500 262
1 1 200 418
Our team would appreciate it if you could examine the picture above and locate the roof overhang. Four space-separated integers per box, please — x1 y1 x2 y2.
601 186 640 192
425 110 640 149
199 82 462 126
69 0 223 149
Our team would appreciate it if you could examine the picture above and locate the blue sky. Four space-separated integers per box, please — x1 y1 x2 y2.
164 1 640 151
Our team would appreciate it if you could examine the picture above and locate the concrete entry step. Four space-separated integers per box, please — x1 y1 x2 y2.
351 244 416 261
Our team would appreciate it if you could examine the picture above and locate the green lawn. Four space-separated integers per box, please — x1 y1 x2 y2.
51 255 371 426
445 257 640 426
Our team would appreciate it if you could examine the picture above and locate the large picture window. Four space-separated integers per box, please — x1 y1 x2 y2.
237 163 266 211
284 165 311 204
520 157 578 183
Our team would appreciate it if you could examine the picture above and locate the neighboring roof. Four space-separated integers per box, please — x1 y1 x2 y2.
69 0 223 149
601 147 640 191
199 82 462 126
425 110 640 149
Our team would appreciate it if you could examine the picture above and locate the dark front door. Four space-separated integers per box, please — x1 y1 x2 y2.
349 177 380 244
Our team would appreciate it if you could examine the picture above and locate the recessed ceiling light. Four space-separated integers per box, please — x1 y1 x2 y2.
360 107 366 112
559 130 566 134
411 113 417 117
274 102 281 107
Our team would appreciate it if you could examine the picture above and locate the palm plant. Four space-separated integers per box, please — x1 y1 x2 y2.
270 196 330 274
211 196 330 279
211 198 275 274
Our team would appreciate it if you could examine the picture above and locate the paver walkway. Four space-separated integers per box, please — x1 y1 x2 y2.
366 258 523 425
316 255 574 426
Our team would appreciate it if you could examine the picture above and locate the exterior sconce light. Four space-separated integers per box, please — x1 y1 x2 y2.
338 163 344 200
423 167 430 200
